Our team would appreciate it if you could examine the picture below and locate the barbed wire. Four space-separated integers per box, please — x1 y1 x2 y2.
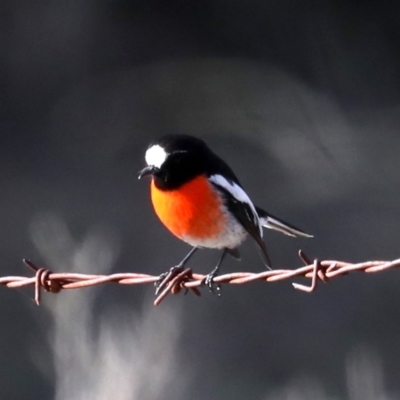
1 251 399 306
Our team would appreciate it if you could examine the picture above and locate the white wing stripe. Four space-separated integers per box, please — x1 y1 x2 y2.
209 174 263 237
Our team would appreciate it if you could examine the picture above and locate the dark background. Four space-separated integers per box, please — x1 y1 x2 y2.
2 1 400 399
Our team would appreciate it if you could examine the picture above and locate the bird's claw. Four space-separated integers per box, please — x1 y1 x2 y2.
204 271 221 296
155 265 183 290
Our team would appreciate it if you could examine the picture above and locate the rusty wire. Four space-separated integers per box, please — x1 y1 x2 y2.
0 251 399 306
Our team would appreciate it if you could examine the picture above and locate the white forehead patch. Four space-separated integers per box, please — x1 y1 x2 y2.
145 144 168 168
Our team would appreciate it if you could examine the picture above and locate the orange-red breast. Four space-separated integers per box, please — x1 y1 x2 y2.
139 134 312 291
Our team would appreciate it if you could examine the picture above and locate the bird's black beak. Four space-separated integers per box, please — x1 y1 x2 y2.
138 165 157 179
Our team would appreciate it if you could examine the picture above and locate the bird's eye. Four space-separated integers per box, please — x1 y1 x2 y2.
172 150 187 158
169 150 187 164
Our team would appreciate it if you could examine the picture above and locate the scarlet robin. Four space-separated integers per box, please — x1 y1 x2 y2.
139 134 312 291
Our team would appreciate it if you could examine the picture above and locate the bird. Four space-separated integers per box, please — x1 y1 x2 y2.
138 134 312 292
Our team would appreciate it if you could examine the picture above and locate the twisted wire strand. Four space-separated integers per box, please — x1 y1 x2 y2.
1 251 398 306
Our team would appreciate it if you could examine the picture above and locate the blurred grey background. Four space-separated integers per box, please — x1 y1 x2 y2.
2 1 400 399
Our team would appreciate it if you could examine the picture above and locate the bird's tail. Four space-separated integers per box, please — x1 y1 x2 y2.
256 206 313 238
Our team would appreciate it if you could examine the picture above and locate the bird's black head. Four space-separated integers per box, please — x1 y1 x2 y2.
138 134 213 190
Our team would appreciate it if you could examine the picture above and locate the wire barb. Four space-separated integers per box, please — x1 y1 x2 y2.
0 251 399 305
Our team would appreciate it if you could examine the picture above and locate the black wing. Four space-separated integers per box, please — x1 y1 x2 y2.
210 179 272 269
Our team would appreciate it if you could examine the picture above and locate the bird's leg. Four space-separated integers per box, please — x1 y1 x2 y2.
176 246 198 269
155 247 198 288
204 248 228 295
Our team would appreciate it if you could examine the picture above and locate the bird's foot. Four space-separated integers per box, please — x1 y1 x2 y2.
204 269 221 296
155 265 183 286
155 264 193 296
